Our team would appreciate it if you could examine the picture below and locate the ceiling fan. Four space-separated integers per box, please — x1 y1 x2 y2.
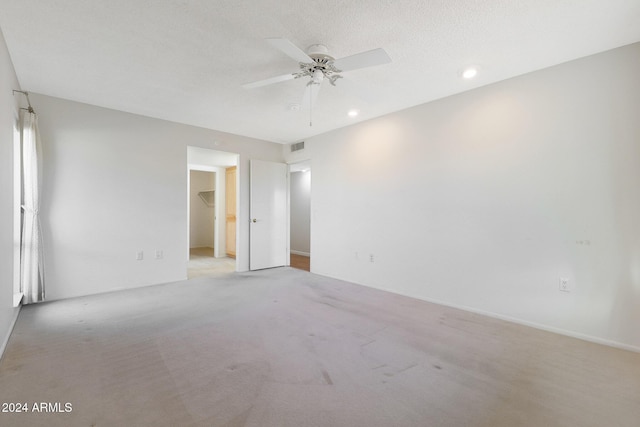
242 38 391 114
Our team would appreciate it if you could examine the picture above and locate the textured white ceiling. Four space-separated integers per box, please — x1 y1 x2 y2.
1 1 639 144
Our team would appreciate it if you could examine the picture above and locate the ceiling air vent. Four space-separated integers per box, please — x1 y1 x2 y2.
290 141 305 152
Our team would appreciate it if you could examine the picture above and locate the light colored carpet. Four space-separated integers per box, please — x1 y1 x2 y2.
1 268 639 426
188 247 235 279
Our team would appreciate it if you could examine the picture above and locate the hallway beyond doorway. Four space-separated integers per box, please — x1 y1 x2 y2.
290 253 310 272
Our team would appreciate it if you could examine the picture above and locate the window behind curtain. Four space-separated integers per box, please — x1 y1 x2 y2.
12 119 22 306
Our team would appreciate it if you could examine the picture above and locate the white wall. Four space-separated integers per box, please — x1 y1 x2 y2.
0 28 21 355
286 42 640 351
33 94 283 301
189 170 215 248
290 171 311 255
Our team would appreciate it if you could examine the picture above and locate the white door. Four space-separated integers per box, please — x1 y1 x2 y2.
250 159 289 270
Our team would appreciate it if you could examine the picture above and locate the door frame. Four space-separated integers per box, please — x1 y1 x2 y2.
186 146 239 274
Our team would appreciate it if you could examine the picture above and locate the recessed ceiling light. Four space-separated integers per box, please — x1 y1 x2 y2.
462 67 478 79
348 109 359 117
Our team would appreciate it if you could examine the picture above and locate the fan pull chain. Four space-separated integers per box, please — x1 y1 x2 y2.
309 85 313 127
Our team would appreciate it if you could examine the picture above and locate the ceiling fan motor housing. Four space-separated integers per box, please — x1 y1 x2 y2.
297 44 341 85
306 44 333 61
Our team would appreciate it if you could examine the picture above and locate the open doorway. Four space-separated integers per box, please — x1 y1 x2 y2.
289 161 311 272
187 146 238 278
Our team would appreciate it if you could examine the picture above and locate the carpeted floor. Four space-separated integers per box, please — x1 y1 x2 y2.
188 247 236 278
1 268 639 426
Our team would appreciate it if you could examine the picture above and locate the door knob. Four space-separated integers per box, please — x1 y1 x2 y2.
252 218 257 223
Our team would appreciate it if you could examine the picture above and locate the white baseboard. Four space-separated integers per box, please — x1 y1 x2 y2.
0 306 21 362
403 292 640 353
290 250 310 257
310 270 640 354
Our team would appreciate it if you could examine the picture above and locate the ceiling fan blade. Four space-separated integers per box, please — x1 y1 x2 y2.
301 82 321 110
266 38 313 63
242 73 296 89
333 48 391 72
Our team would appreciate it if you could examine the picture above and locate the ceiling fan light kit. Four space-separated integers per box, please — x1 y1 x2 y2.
242 38 391 125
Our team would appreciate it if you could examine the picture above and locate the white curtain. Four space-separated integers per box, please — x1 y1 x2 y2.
20 111 45 304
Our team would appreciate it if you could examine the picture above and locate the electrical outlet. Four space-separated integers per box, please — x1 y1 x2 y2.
369 254 374 263
155 250 163 260
559 277 570 292
136 251 144 261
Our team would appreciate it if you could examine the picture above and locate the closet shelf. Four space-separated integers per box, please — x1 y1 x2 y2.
198 190 215 207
